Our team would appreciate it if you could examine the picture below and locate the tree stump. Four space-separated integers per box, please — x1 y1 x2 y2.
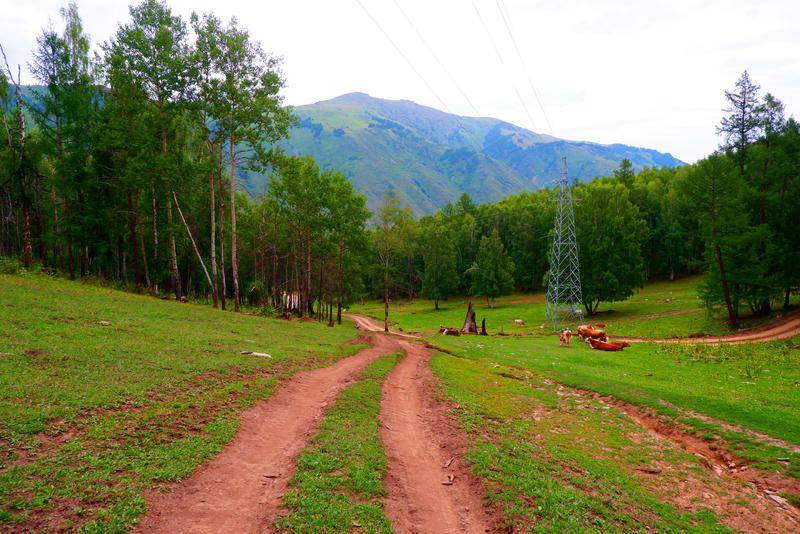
461 301 478 334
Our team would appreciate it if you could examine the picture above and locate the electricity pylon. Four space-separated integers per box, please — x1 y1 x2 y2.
545 157 583 330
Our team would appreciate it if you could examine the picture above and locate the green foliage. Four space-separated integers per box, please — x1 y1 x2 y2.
574 181 647 314
373 191 418 303
468 228 514 307
419 218 458 309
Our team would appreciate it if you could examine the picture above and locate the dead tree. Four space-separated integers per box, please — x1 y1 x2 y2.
461 301 478 334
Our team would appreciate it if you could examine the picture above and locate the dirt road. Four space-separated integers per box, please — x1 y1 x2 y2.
137 335 393 533
137 319 491 533
620 309 800 344
381 337 493 533
348 313 419 338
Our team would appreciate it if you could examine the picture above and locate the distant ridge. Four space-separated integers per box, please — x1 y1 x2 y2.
7 87 682 215
252 93 684 214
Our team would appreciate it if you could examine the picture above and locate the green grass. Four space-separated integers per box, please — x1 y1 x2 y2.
352 275 795 338
276 354 399 532
352 276 800 480
430 353 726 532
0 273 361 531
428 335 800 483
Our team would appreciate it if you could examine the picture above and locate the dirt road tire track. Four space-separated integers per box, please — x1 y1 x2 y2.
136 334 394 534
380 338 493 533
620 309 800 344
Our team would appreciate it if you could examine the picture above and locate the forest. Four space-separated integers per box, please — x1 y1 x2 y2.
1 0 799 329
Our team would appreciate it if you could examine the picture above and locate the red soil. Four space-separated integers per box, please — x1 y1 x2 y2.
136 334 393 533
381 338 494 532
621 309 800 344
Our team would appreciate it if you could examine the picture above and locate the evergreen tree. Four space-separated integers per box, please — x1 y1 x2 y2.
718 70 761 178
420 219 458 310
677 154 749 327
468 228 514 308
613 158 635 187
574 181 647 315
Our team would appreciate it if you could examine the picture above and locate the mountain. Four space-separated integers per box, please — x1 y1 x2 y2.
255 92 683 214
7 87 683 215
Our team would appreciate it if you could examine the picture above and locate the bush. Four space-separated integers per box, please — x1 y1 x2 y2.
0 257 21 275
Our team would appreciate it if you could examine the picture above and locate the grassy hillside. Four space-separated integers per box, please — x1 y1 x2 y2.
352 276 800 467
0 273 360 531
265 93 684 214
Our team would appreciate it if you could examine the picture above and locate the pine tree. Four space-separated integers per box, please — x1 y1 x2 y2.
718 70 761 178
468 228 514 309
420 219 458 310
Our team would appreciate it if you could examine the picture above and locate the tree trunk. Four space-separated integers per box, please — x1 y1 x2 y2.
229 131 240 312
173 191 214 297
151 184 159 294
127 190 142 285
209 157 219 308
784 287 791 311
714 243 738 329
435 298 439 311
165 193 182 300
383 270 389 333
65 200 75 279
461 301 478 333
21 200 33 267
138 223 151 291
217 173 227 310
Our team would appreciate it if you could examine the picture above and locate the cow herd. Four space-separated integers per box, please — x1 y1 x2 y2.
560 324 630 352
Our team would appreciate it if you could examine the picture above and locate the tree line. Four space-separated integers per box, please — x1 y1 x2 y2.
0 0 371 322
372 72 800 327
2 2 798 329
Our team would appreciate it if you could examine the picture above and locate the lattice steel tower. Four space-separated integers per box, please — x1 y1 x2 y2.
545 157 583 330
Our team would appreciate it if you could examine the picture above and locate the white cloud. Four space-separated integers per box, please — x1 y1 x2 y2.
1 0 798 162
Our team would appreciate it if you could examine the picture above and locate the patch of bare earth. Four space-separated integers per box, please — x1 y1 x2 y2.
621 309 800 344
571 385 800 532
380 337 495 533
135 334 396 533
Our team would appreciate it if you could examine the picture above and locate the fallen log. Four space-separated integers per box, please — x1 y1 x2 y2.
439 326 461 336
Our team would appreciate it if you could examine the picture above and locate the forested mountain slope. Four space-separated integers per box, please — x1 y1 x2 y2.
264 92 684 213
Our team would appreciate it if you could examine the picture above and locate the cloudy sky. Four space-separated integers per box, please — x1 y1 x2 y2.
2 0 799 162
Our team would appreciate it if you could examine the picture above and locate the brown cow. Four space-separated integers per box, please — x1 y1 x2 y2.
577 324 607 342
559 329 573 346
587 338 630 351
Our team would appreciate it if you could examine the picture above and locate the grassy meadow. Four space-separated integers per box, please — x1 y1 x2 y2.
1 270 798 532
352 275 800 528
354 275 796 339
0 272 361 531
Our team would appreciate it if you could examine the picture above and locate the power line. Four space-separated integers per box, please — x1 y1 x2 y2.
494 0 553 133
470 0 538 132
390 0 481 116
353 0 483 153
353 0 453 115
